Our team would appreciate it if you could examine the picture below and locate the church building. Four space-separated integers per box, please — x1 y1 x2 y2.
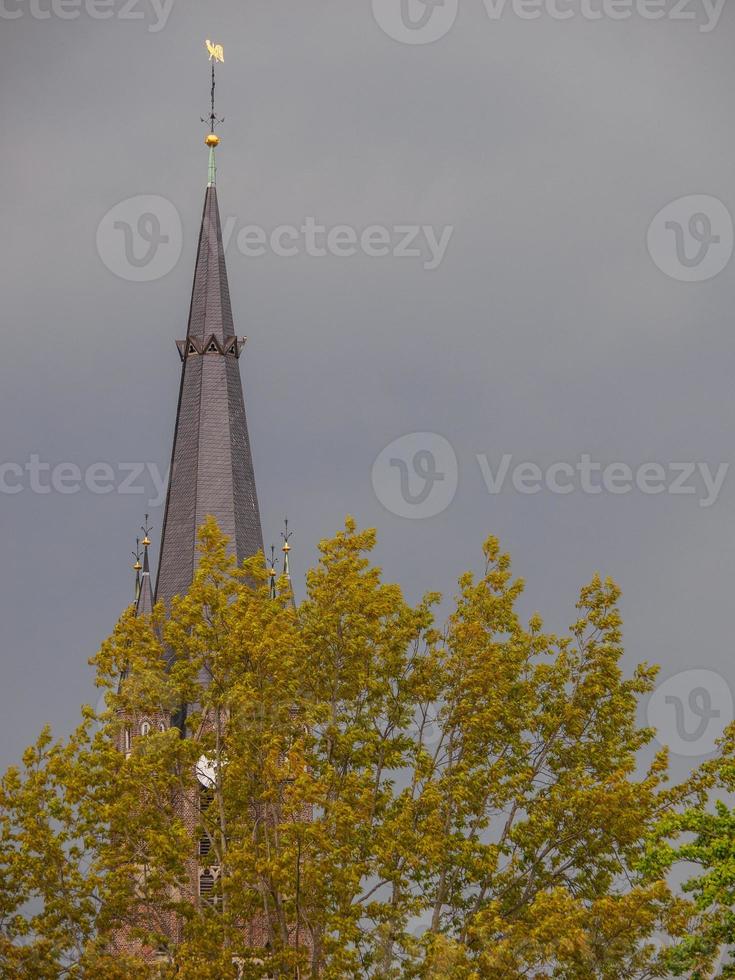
115 52 287 960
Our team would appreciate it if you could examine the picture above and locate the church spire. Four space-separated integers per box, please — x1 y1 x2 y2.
281 518 296 607
156 48 263 608
136 516 154 617
132 538 142 603
268 545 278 600
281 518 293 585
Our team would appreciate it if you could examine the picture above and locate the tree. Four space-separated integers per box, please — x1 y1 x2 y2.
642 731 735 979
0 519 710 977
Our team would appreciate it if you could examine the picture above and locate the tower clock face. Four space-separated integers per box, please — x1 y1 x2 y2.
196 755 217 788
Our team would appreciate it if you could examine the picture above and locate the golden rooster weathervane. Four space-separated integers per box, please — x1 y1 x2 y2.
205 39 224 63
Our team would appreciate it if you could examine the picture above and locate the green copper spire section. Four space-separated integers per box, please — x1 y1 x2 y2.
208 145 217 187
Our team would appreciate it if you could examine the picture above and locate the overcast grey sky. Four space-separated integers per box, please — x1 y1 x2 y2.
1 0 734 782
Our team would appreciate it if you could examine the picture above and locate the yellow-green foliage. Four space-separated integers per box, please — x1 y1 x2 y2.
0 519 720 977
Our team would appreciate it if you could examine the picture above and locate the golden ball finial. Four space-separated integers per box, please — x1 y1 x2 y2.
142 535 151 548
133 560 143 572
205 133 220 148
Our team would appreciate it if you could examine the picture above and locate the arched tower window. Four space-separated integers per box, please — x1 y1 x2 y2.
141 721 151 737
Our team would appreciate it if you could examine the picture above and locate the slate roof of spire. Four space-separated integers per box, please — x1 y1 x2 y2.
155 173 264 607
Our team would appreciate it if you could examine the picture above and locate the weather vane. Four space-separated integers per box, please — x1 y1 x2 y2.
202 40 225 145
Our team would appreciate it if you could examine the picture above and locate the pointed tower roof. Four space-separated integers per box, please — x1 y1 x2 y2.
118 525 154 692
184 178 234 343
132 538 142 603
136 517 154 617
155 136 264 608
281 519 293 585
281 518 296 608
268 545 278 600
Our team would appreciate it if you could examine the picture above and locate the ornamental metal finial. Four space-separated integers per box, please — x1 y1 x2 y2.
201 42 225 186
202 40 225 150
132 537 142 601
281 518 293 580
268 545 279 600
141 514 153 550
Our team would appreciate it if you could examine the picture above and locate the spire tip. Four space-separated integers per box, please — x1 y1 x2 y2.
202 40 224 187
